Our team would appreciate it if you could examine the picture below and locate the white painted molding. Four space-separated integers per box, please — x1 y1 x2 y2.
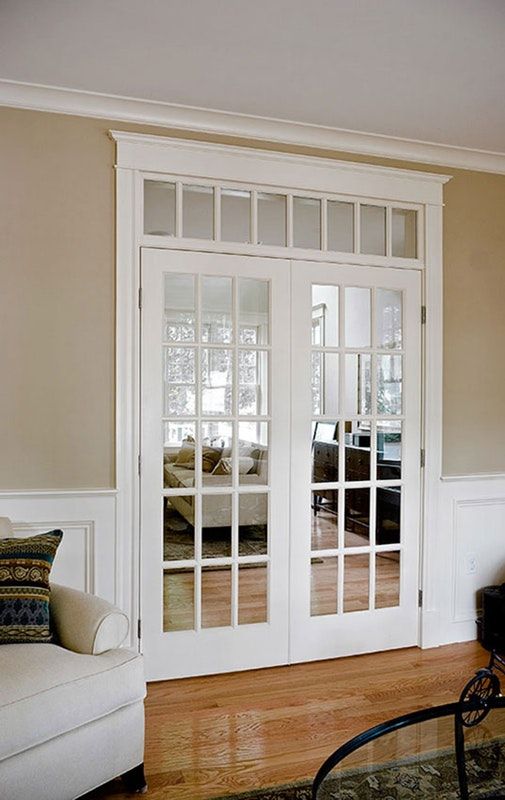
13 520 96 594
110 130 449 207
0 489 117 497
1 79 505 175
0 490 119 607
441 473 505 483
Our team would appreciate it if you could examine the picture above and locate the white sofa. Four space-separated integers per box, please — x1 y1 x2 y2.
164 441 268 527
0 580 147 800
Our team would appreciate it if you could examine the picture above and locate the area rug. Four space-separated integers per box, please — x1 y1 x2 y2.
164 508 268 560
211 739 505 799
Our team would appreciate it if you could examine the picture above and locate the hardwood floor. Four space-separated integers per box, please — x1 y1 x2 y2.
85 641 487 800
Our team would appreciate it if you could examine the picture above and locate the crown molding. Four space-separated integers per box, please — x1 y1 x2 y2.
1 79 505 175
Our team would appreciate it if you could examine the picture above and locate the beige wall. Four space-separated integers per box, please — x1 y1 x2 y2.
1 107 504 488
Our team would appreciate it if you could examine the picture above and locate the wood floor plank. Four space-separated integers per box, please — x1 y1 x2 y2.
85 641 487 800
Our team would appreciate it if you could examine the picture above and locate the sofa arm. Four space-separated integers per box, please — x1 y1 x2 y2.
50 584 130 655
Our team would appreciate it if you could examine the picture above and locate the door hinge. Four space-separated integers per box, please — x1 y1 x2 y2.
418 589 423 608
138 454 141 476
138 287 143 309
420 449 426 468
137 619 142 640
421 305 427 325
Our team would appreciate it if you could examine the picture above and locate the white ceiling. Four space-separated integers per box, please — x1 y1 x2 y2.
1 0 505 152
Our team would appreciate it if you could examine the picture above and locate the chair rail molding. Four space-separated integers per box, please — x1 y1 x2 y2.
2 78 505 175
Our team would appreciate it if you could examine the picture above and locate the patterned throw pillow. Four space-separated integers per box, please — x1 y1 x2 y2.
201 446 222 473
174 439 196 468
0 530 63 644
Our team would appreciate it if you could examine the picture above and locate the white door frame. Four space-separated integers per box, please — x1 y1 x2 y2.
111 130 449 653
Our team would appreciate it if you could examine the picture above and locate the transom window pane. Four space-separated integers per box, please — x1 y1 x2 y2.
183 184 214 239
221 189 250 243
293 197 321 249
361 204 386 256
257 193 286 246
144 180 175 236
392 208 417 258
327 201 354 253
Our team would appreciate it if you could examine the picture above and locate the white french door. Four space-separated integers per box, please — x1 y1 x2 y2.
141 249 422 680
140 249 290 680
290 261 421 662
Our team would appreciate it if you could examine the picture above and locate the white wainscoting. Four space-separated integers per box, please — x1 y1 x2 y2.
0 491 118 605
434 474 505 646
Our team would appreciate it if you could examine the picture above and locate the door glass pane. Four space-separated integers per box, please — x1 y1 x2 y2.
344 354 371 415
257 193 286 246
311 557 338 616
144 180 175 236
163 273 196 342
239 494 268 555
376 487 401 545
164 347 196 416
327 200 354 253
344 488 370 547
377 421 402 479
376 289 402 349
201 348 233 415
345 287 371 347
293 196 321 249
312 285 338 346
312 421 339 484
221 189 250 243
201 565 232 628
312 352 339 416
202 495 232 558
163 569 194 631
164 497 195 559
238 350 268 415
183 184 214 239
164 421 196 489
377 355 402 415
239 421 268 486
376 552 400 608
239 563 268 624
239 278 269 345
360 204 386 255
344 554 370 612
392 208 417 258
312 490 338 550
202 421 232 486
345 423 371 482
202 276 233 344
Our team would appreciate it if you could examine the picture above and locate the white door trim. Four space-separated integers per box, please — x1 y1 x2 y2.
113 133 445 654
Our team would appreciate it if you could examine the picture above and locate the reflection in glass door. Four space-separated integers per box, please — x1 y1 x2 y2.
141 250 290 680
290 261 421 663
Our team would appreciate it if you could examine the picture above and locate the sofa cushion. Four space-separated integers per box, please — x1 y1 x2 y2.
0 531 63 645
0 643 145 761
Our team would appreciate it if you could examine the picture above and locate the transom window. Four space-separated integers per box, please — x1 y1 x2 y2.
143 178 419 260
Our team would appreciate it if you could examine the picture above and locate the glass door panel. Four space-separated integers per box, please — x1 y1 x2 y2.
141 249 290 680
290 260 421 664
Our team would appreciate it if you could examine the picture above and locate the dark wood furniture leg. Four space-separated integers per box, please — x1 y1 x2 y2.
122 763 148 794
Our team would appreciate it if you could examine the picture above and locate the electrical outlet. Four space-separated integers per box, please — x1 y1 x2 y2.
467 554 477 575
